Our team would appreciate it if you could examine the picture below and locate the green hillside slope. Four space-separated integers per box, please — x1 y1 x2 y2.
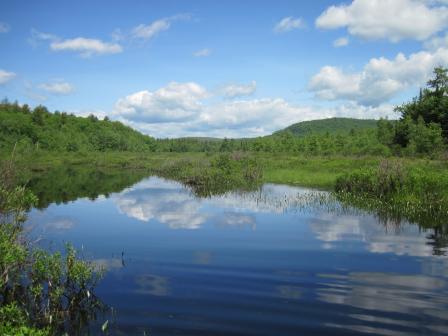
276 118 379 137
0 101 156 152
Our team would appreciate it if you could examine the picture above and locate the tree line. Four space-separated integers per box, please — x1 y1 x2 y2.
1 66 447 157
0 101 157 153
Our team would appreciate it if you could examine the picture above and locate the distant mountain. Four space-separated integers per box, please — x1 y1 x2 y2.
275 118 379 137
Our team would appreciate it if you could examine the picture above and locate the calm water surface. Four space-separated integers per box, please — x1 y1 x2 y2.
26 176 448 335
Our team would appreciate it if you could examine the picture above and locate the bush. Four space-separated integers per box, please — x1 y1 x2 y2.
0 162 104 334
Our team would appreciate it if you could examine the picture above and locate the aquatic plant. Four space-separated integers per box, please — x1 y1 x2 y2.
152 153 263 197
0 157 104 335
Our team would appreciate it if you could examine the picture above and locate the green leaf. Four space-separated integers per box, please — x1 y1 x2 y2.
101 320 109 333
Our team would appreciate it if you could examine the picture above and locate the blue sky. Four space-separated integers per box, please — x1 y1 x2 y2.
1 0 448 138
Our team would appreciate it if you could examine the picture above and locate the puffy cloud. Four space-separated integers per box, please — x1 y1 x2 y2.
29 29 122 57
113 82 207 123
333 37 349 47
113 82 394 138
0 69 16 85
38 81 74 95
310 47 448 105
132 19 170 40
0 22 10 33
200 98 306 130
193 48 211 57
274 17 305 33
316 0 448 42
131 14 190 40
221 81 257 98
50 37 122 57
310 66 364 101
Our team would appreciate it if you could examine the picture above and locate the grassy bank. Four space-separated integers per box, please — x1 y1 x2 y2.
6 150 376 190
335 159 448 227
9 151 263 198
8 150 448 189
5 150 448 227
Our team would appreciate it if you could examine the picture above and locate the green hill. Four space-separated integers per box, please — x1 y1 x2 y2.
276 118 379 137
0 100 156 152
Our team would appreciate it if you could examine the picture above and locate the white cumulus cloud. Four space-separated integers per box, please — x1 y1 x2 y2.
29 29 122 57
131 14 190 40
316 0 448 42
38 81 74 95
309 47 448 105
0 69 16 85
113 82 207 123
132 19 171 40
274 17 305 33
221 81 257 98
50 37 122 57
111 81 395 138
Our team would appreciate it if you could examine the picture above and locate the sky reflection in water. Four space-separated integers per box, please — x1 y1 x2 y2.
27 177 448 335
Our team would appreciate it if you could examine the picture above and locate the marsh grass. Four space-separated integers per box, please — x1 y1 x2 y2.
335 159 448 227
152 153 263 197
5 150 448 228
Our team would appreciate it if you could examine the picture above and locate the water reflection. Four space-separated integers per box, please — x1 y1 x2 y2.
115 186 207 229
216 212 256 230
109 177 448 256
318 272 448 335
26 175 448 335
135 274 170 296
310 213 438 257
43 216 75 231
25 165 150 209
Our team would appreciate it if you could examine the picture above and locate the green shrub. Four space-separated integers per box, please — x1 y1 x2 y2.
1 163 104 334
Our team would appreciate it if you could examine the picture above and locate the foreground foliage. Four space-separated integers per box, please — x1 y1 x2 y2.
0 160 104 335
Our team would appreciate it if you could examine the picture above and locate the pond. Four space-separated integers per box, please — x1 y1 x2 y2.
26 175 448 335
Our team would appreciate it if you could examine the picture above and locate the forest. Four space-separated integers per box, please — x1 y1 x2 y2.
1 68 447 158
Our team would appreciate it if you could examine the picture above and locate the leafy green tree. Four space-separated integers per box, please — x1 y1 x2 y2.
406 117 444 155
0 101 157 153
377 118 395 147
395 66 448 140
427 66 448 96
32 106 48 126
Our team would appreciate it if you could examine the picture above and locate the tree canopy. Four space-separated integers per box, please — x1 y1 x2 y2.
0 100 157 153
